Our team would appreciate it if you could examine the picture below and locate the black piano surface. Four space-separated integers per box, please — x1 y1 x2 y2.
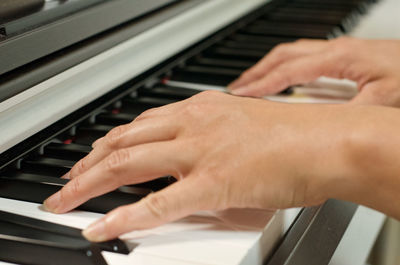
0 0 182 76
0 0 378 264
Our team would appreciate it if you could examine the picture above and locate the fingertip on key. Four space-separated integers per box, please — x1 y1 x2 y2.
83 218 108 242
43 192 62 214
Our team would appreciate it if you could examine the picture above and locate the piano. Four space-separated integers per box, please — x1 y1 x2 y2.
0 0 391 264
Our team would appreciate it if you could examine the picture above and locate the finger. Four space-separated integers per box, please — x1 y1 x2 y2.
82 176 212 242
65 116 180 179
133 99 188 122
231 51 346 97
44 141 190 214
228 39 328 90
350 80 400 107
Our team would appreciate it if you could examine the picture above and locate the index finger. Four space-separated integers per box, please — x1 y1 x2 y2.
43 141 188 214
66 115 179 180
228 39 328 90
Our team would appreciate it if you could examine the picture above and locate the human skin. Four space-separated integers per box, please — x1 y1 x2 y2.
43 91 400 242
229 37 400 107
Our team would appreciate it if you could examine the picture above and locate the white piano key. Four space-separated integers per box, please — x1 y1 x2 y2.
0 197 290 265
164 80 227 93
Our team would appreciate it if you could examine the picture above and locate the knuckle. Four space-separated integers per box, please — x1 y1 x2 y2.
193 90 220 100
62 177 81 201
104 125 128 148
105 149 131 173
272 69 292 87
74 158 87 175
271 43 291 55
144 193 169 221
136 107 158 120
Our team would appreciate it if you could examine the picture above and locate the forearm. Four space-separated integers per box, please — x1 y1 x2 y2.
324 105 400 219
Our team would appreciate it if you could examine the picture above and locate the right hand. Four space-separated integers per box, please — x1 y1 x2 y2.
229 37 400 107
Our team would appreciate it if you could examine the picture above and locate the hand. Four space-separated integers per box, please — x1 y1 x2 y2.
43 92 354 242
229 37 400 107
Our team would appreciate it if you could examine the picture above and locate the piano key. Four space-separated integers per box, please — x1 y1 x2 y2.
133 176 176 192
228 33 297 46
137 85 199 100
284 3 360 14
243 22 336 39
0 224 108 265
191 56 255 71
95 112 137 126
272 7 351 18
21 157 75 177
204 47 266 62
170 65 243 86
291 0 362 7
43 143 92 161
164 80 227 93
0 210 129 255
120 96 176 114
0 173 149 214
218 40 273 51
264 10 347 26
74 124 114 146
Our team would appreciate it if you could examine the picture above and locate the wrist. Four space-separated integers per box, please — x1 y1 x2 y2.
322 105 400 219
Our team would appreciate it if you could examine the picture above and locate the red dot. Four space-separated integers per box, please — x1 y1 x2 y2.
63 139 73 145
161 77 170 84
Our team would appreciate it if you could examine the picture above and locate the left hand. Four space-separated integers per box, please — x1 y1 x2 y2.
228 38 400 107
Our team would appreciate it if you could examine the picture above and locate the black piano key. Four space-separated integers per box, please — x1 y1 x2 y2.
95 112 137 126
192 56 255 71
229 33 297 46
284 3 360 14
120 96 176 114
0 211 130 255
243 22 335 39
205 47 266 62
264 10 347 26
44 143 92 161
74 124 114 146
290 0 362 8
133 176 176 192
137 85 199 100
170 65 243 86
0 223 107 265
0 173 149 214
21 157 75 177
273 6 351 17
218 40 274 51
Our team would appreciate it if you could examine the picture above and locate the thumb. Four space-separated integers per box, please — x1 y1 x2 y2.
82 176 211 242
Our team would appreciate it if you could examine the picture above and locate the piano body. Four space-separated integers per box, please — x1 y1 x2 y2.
0 0 394 264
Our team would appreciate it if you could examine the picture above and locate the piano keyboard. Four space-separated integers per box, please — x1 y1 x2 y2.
0 0 383 264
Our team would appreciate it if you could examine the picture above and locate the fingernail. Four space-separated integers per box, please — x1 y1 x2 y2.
43 192 61 213
83 219 107 242
61 171 71 179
